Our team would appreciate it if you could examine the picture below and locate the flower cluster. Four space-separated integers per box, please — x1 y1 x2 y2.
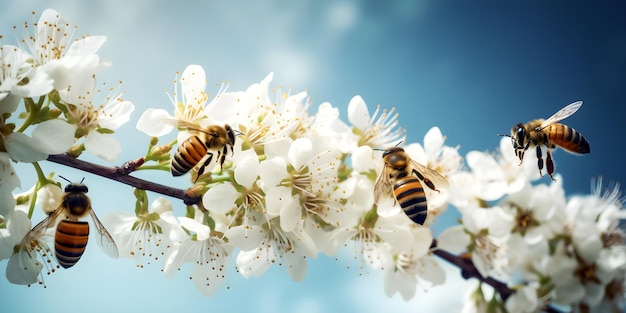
0 9 133 283
440 139 626 312
0 9 624 313
126 63 460 296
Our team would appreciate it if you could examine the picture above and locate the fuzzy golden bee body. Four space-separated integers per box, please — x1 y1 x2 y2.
171 123 236 178
374 146 449 225
507 101 590 180
18 179 118 272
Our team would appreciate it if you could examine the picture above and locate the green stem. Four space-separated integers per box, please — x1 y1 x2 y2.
26 162 49 219
16 98 39 133
135 164 171 171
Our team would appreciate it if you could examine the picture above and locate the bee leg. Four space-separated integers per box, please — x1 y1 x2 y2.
412 169 440 193
218 145 228 169
546 149 556 181
536 145 544 177
194 153 215 182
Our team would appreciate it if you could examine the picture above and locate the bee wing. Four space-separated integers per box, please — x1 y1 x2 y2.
88 208 119 259
374 165 394 203
409 159 450 191
540 101 583 129
176 120 211 135
14 206 66 281
19 207 66 252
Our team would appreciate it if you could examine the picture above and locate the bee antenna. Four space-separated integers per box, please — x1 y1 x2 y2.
80 177 85 183
394 141 403 147
58 175 72 184
373 147 385 151
497 134 511 138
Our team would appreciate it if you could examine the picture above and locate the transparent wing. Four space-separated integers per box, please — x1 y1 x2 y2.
14 207 66 282
18 207 65 254
540 101 583 129
176 120 211 135
89 208 119 259
374 165 394 203
409 159 450 190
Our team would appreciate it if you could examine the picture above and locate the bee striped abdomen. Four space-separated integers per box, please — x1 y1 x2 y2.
55 220 90 269
546 124 590 154
171 136 207 176
393 176 428 225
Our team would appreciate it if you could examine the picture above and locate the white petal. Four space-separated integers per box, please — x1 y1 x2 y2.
136 108 175 137
258 157 288 189
31 119 76 154
181 65 207 103
0 94 20 114
178 217 211 241
285 249 309 282
225 226 264 251
417 256 446 285
347 95 370 129
279 196 302 232
84 132 121 162
6 253 41 285
151 197 174 214
162 243 186 278
437 226 470 254
375 221 413 251
4 132 48 162
234 153 259 189
65 36 107 57
98 99 134 130
202 183 238 214
287 138 313 170
236 248 272 278
351 145 376 173
264 186 291 217
423 126 444 154
192 258 227 296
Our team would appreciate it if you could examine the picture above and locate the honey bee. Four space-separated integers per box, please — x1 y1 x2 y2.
374 146 449 225
171 121 236 179
503 101 590 180
17 178 118 272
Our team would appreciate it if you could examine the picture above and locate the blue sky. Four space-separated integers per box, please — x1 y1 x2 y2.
1 1 625 312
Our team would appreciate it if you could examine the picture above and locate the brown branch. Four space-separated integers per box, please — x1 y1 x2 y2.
46 153 202 205
430 239 514 300
47 153 564 312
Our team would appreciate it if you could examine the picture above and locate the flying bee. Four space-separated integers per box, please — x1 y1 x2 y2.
501 101 590 180
171 121 237 179
17 177 118 275
374 146 449 225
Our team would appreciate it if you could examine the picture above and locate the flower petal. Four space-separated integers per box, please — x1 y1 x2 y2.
4 132 48 162
202 183 238 214
84 131 121 162
31 119 76 154
178 217 211 241
234 152 259 189
136 108 175 137
347 95 370 129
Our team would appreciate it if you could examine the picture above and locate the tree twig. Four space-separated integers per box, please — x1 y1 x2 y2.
48 153 567 311
46 153 202 205
430 239 514 300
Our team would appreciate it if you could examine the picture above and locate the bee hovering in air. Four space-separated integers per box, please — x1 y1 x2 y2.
501 101 590 180
17 177 118 274
374 146 449 225
170 121 237 179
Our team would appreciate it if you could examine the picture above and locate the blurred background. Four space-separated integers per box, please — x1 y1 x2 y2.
1 1 625 312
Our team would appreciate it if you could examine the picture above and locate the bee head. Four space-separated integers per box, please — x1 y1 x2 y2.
60 176 89 193
225 124 236 146
511 123 530 160
382 146 404 159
